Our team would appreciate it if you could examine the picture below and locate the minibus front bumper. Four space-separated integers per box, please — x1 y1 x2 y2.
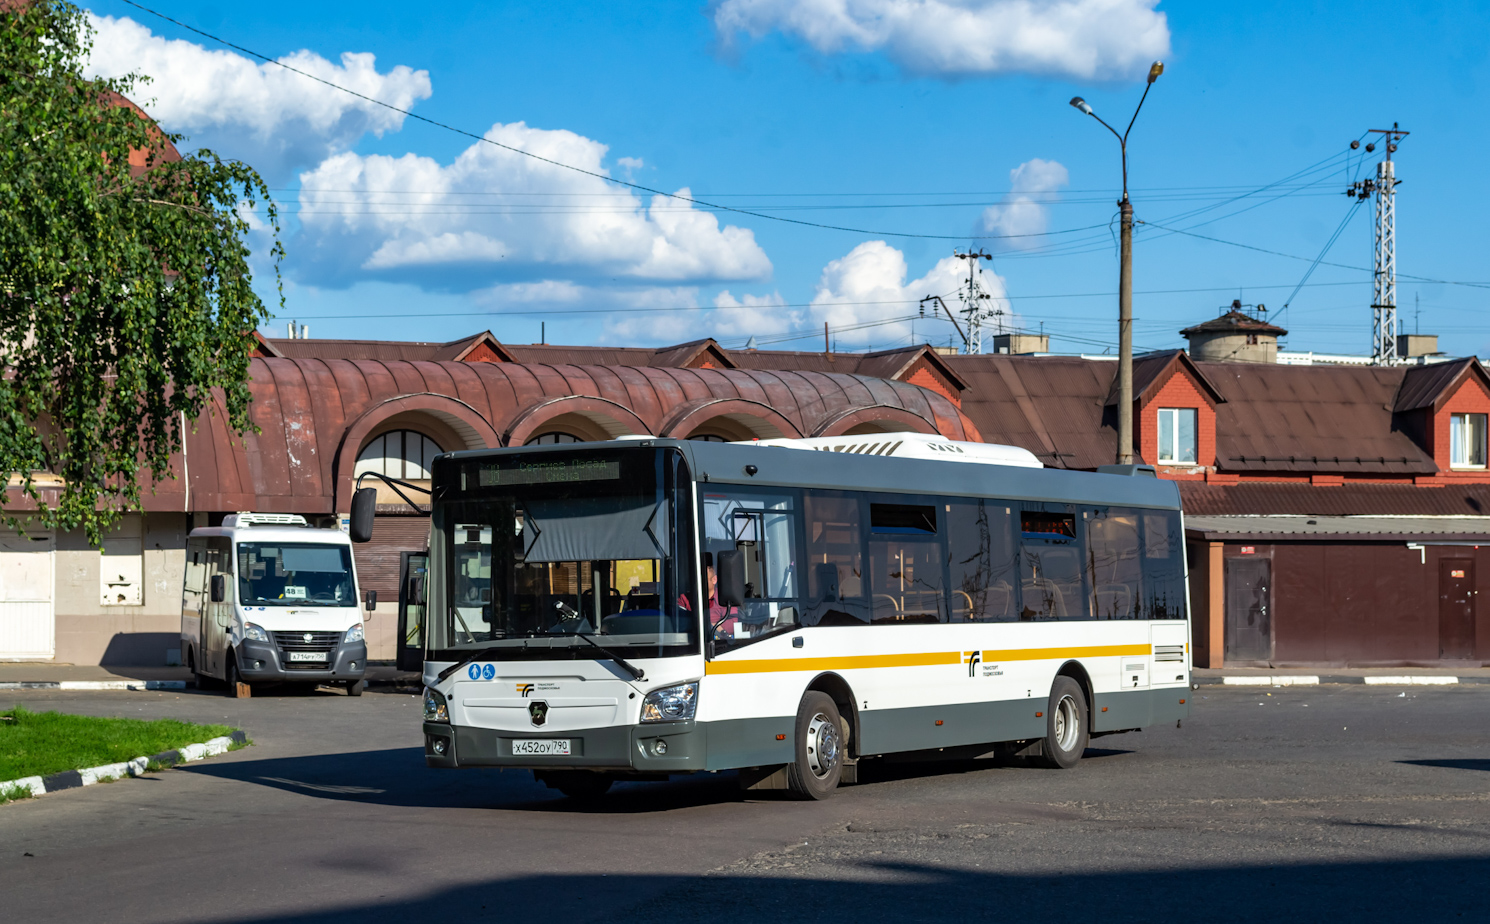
422 720 704 773
235 638 367 682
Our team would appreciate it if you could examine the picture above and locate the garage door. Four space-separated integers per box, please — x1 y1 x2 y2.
353 515 429 661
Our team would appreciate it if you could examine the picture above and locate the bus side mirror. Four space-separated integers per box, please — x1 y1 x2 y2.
210 574 226 604
349 488 377 543
717 550 746 607
365 589 377 612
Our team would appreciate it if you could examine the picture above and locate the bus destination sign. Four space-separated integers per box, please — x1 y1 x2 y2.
475 458 621 488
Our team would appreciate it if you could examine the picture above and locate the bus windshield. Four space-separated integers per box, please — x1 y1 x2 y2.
429 448 699 660
237 542 357 607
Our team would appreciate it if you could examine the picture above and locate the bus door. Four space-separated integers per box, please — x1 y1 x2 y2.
202 537 233 678
397 551 428 672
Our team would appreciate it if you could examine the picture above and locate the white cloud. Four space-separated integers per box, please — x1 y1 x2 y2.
978 157 1069 247
810 241 1012 349
713 0 1170 81
294 123 772 288
84 14 431 177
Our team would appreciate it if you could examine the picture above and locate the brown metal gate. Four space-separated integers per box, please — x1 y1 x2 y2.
1438 559 1476 660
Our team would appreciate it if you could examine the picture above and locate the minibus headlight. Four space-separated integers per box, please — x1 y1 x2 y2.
243 622 269 642
423 687 449 723
344 623 365 643
640 682 698 723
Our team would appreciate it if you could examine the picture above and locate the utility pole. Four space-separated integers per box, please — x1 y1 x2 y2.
954 248 996 353
1347 123 1408 366
1070 60 1163 465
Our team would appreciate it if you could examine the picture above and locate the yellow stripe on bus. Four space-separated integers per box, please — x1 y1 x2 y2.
703 643 1151 676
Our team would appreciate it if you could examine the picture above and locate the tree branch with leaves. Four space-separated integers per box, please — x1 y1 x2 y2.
0 0 282 543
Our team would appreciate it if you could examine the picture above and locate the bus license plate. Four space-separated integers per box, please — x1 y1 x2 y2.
288 651 328 662
512 739 570 756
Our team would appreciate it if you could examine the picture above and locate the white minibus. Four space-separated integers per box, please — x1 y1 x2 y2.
182 513 371 696
362 435 1190 798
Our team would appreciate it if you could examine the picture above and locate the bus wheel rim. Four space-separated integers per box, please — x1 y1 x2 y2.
1054 694 1080 751
806 712 839 778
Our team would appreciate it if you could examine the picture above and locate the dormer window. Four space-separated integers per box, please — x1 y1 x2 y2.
1450 413 1487 468
1157 408 1198 464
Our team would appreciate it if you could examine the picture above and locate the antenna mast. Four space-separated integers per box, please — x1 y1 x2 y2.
1348 123 1408 365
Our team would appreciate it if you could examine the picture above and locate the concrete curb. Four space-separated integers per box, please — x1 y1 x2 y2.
0 680 187 691
1 730 246 800
1197 675 1486 686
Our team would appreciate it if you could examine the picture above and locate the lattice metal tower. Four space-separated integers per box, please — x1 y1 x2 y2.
954 248 999 354
1348 124 1408 365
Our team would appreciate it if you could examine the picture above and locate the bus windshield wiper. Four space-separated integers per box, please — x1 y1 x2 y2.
571 631 646 681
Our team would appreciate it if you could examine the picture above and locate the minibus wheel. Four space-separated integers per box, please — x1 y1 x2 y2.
1036 676 1089 769
786 692 844 800
345 680 364 697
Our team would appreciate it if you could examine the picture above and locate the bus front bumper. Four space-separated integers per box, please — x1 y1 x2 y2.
422 720 703 773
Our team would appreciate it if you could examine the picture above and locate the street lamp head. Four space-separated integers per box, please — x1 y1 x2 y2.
1147 61 1164 84
1069 96 1094 116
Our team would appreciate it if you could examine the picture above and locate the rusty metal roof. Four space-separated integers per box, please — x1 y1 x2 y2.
1180 308 1288 337
1106 350 1226 406
1198 360 1436 474
940 355 1116 469
1179 482 1490 516
1393 357 1487 412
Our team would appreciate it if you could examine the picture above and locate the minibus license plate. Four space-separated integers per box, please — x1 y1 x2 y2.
512 739 570 756
288 651 327 662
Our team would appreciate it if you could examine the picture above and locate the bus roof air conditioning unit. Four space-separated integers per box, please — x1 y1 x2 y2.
221 513 310 528
746 431 1043 469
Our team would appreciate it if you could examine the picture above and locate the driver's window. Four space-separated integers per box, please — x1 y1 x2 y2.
700 489 800 644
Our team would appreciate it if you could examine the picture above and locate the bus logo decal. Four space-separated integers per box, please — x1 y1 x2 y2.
964 651 981 677
529 700 549 726
517 683 535 697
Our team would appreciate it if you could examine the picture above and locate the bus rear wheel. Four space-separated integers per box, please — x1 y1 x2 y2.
786 692 844 800
1035 676 1089 769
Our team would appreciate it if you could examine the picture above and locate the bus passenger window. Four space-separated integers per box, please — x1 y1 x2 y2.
1087 510 1141 619
1141 511 1187 619
803 492 868 626
946 500 1019 622
868 501 945 624
1019 509 1087 620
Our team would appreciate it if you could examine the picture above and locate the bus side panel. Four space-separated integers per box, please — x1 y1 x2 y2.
858 696 1045 755
701 718 796 771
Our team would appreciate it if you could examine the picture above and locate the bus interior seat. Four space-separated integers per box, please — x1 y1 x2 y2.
1094 584 1133 619
1021 578 1067 619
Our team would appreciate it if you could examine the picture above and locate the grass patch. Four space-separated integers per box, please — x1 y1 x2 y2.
0 780 34 804
0 705 237 781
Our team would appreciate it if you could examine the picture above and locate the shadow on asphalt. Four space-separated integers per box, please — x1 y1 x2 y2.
200 856 1490 923
1399 758 1490 773
180 745 1116 813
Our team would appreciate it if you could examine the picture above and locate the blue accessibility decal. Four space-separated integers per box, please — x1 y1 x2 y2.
467 664 481 680
481 663 496 681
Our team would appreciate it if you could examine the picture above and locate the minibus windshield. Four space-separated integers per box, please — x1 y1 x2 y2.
429 448 699 661
237 543 356 606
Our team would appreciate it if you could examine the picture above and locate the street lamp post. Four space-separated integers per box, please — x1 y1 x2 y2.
1070 61 1163 466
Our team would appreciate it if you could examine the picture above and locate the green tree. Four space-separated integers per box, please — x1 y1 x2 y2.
0 0 280 542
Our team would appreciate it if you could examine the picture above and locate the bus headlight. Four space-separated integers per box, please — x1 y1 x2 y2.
640 682 698 723
243 622 269 642
423 687 449 723
344 623 365 643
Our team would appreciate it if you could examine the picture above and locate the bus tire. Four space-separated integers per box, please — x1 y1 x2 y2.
1036 676 1089 769
786 692 844 800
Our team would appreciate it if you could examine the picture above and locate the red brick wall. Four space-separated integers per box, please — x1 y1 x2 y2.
903 358 962 407
1138 368 1215 479
1431 374 1490 477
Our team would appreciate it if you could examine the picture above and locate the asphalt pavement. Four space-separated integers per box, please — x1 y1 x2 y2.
1 682 1487 923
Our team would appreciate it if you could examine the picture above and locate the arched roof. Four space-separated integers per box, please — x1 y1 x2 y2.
181 359 981 513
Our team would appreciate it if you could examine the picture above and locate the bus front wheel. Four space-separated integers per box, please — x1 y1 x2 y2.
1036 676 1089 769
786 692 844 800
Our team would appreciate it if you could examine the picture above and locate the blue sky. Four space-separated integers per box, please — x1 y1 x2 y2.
83 0 1490 357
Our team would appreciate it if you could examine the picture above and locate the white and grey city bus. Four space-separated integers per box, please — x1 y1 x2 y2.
369 434 1191 799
